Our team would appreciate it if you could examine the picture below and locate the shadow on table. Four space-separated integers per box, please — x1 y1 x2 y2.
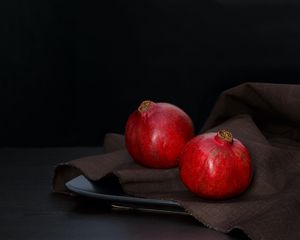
51 194 250 240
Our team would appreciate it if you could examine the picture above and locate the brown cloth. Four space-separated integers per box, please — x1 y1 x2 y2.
53 82 300 240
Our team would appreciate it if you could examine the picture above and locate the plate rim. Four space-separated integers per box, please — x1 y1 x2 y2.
65 175 182 208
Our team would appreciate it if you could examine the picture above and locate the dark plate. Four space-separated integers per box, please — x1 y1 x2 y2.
65 175 186 214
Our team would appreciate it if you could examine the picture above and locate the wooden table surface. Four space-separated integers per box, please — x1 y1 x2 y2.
0 148 248 240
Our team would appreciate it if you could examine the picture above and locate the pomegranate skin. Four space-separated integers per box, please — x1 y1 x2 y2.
179 131 252 199
125 100 194 168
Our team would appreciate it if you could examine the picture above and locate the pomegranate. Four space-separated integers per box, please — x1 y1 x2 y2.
179 130 252 199
125 100 194 168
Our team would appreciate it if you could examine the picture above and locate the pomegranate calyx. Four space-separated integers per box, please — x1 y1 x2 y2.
138 100 153 113
216 130 233 143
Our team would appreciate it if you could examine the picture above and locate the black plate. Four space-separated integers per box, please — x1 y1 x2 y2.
65 175 186 214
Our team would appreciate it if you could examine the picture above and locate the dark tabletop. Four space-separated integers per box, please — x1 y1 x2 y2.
0 148 248 240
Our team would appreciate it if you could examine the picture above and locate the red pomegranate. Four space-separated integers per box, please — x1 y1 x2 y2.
179 130 252 199
125 100 194 168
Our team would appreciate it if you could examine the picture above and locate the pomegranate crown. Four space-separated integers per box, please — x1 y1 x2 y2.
138 100 153 113
217 130 233 143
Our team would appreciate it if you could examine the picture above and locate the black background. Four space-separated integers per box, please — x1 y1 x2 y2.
2 0 300 147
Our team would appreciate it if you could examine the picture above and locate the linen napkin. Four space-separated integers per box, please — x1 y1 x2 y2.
53 82 300 240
